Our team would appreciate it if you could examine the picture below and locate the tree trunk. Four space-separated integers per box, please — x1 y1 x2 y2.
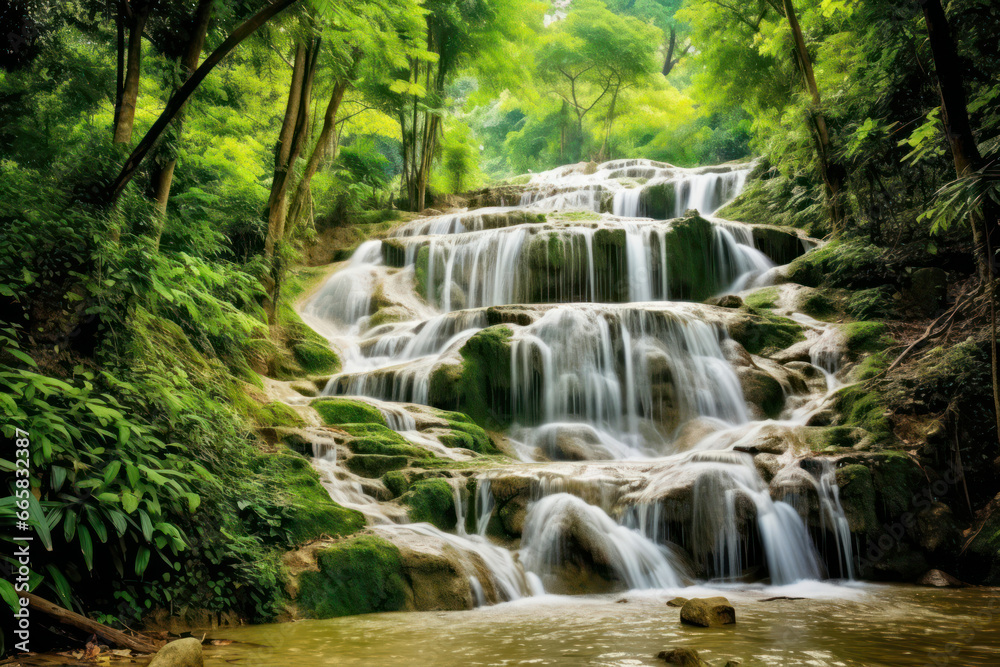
150 0 215 250
114 0 125 131
285 77 351 239
105 0 300 204
918 0 999 280
17 591 163 654
265 38 319 259
113 0 154 144
782 0 847 234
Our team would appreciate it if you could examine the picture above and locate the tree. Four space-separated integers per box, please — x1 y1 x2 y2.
113 0 158 144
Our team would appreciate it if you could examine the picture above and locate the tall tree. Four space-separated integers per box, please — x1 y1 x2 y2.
113 0 158 144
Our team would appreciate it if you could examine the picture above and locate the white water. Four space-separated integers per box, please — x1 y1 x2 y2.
299 158 857 606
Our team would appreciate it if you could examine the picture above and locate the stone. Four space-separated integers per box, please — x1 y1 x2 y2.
708 294 743 308
905 267 948 316
148 638 203 667
679 596 736 627
656 648 708 665
917 569 964 588
666 597 688 607
290 381 318 398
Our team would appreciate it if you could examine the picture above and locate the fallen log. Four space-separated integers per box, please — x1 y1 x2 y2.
16 591 164 654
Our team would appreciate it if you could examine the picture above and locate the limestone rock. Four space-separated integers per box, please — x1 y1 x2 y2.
679 596 736 627
656 648 708 666
148 638 203 667
290 381 318 398
666 597 688 607
917 569 964 588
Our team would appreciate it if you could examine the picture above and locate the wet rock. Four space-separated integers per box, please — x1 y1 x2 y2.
708 294 743 309
770 339 813 364
489 475 534 537
917 569 964 588
345 454 408 478
656 647 708 665
753 453 782 483
679 596 736 627
148 638 203 667
666 597 688 607
738 368 785 419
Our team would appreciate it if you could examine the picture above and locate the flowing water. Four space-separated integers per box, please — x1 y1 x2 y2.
271 160 998 664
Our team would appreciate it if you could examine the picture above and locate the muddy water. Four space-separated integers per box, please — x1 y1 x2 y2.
203 585 1000 666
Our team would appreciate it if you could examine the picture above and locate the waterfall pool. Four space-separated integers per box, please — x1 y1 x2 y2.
201 584 1000 666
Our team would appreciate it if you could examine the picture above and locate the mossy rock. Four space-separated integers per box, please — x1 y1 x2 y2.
439 419 498 454
728 307 805 356
278 303 329 348
368 306 410 328
428 361 463 410
345 454 408 478
401 478 457 530
804 425 866 452
345 424 427 458
382 471 410 498
751 225 809 265
663 215 722 301
257 401 306 428
639 182 677 219
255 453 364 544
740 369 785 419
835 463 878 534
840 321 889 356
743 287 779 310
870 452 924 518
297 535 409 618
453 325 514 426
833 383 892 443
293 341 341 374
796 288 840 321
291 381 319 398
312 398 386 426
961 494 1000 585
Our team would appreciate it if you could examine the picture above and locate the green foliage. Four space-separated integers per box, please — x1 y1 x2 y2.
312 398 386 426
257 402 306 428
401 479 457 530
297 536 408 618
292 342 341 375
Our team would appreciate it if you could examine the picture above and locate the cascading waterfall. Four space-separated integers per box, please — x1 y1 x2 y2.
299 158 857 607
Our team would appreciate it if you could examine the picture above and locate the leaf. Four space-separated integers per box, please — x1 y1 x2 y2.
104 461 121 484
121 491 139 514
63 509 78 542
45 564 74 610
135 546 151 576
6 348 37 367
78 525 94 571
0 578 21 613
28 492 52 550
139 510 153 541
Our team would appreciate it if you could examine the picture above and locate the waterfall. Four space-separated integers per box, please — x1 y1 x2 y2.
519 493 688 590
298 158 857 606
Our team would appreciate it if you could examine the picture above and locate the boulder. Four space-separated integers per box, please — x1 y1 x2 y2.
666 597 688 607
708 294 743 309
917 569 964 588
679 596 736 627
148 638 203 667
905 267 948 316
656 648 708 666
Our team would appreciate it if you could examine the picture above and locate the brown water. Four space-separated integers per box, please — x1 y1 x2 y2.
202 584 1000 666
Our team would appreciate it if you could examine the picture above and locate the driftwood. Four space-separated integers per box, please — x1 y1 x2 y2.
16 591 164 654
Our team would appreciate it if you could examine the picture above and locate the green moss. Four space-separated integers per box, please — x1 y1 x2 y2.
428 362 463 410
846 286 894 320
833 383 892 443
348 432 427 458
255 453 364 544
835 463 878 533
728 307 806 355
871 451 923 517
741 370 785 419
963 502 1000 585
744 287 779 310
663 215 720 301
401 478 457 530
312 397 387 426
797 288 840 321
841 321 889 355
368 306 409 328
786 239 886 289
639 182 677 219
345 454 408 478
257 401 306 428
278 303 329 349
804 426 866 452
455 325 514 427
382 471 409 498
440 419 498 454
415 245 431 299
293 341 341 374
297 535 409 618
